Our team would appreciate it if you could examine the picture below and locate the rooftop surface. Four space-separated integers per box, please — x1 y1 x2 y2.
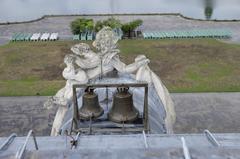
1 133 240 158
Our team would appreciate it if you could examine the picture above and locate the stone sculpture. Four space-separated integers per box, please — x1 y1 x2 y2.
45 27 175 136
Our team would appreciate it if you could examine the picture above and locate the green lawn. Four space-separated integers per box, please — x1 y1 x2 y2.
0 39 239 96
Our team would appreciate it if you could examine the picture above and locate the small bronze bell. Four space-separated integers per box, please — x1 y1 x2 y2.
79 87 104 120
108 86 139 123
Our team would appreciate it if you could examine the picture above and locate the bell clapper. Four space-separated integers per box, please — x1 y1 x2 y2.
89 113 93 135
121 119 125 134
106 86 109 111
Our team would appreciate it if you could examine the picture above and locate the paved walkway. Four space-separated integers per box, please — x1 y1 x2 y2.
172 92 240 133
0 93 240 136
0 96 57 137
1 15 240 45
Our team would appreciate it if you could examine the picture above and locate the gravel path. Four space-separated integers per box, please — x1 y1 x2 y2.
0 15 240 45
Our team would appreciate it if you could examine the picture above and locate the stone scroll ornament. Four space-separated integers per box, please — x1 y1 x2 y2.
44 27 175 136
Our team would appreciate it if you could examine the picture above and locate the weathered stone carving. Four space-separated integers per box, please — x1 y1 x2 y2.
45 27 175 136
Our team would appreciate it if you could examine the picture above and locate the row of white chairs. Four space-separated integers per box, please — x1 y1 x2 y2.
30 33 59 41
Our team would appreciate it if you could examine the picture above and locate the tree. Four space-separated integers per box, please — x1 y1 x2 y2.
95 18 122 32
70 18 94 34
121 23 131 37
204 0 213 20
70 18 143 38
95 20 104 32
103 18 122 29
121 19 143 37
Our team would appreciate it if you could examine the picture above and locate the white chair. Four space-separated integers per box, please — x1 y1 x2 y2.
40 33 50 41
50 33 59 41
30 33 41 41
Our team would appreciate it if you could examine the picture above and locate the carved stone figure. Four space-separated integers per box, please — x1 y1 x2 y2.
71 27 150 80
46 27 175 136
71 43 100 70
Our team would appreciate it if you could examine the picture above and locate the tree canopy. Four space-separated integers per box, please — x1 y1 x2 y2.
70 18 143 37
70 18 94 34
121 19 143 37
95 18 122 32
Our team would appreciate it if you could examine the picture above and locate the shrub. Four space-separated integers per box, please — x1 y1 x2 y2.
70 18 94 34
121 19 143 37
70 18 143 38
95 20 104 32
95 18 122 32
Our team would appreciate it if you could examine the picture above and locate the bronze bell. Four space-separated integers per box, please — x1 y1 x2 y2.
79 87 104 120
108 86 139 123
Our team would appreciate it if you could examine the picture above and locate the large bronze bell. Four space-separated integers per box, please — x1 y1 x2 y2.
79 87 104 120
108 86 139 123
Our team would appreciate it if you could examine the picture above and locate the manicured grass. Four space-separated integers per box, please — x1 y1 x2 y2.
0 39 239 96
0 80 65 96
119 39 240 92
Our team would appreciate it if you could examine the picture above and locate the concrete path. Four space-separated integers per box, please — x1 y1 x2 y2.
0 36 10 46
0 96 57 137
172 93 240 134
1 15 240 45
0 93 240 136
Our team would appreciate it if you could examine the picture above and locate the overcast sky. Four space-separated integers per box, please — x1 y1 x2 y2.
0 0 239 22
